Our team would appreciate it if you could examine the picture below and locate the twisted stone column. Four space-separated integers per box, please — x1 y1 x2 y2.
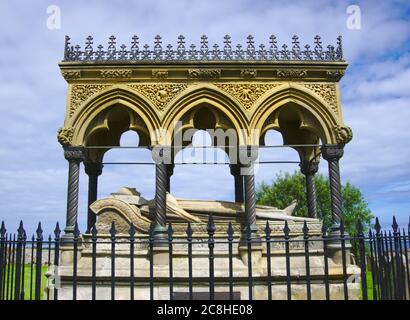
300 161 319 218
230 164 244 203
63 146 86 237
321 144 344 230
152 146 171 242
238 145 259 241
244 164 256 228
85 162 103 233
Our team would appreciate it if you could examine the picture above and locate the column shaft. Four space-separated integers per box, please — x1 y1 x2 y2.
243 164 257 228
300 161 319 219
154 163 167 230
66 160 80 230
85 163 103 233
63 147 86 236
321 145 344 228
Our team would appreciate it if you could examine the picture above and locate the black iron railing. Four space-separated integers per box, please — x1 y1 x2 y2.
63 35 343 62
0 217 409 300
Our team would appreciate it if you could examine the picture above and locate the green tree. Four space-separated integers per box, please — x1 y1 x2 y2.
256 171 373 235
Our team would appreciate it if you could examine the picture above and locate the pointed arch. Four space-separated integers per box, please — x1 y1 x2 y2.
66 86 161 146
162 84 248 146
250 83 342 145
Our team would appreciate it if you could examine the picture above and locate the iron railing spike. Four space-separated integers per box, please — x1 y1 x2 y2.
392 216 398 232
129 223 135 239
375 217 381 234
0 221 6 236
207 214 216 234
91 223 98 239
73 222 80 239
54 222 61 239
36 222 43 240
168 223 174 240
283 220 290 237
109 221 116 239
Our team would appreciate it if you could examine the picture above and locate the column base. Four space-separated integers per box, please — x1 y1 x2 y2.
152 224 168 247
239 224 261 247
60 227 81 247
327 224 351 265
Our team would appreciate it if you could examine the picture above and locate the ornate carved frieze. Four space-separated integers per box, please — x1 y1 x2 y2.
57 127 74 146
334 125 353 144
276 69 307 79
100 69 132 78
304 83 338 114
188 69 221 80
61 70 81 80
326 70 345 81
240 69 257 79
69 85 109 116
128 84 187 111
215 83 281 110
151 69 169 79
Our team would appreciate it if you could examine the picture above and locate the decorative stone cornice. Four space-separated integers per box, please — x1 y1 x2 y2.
240 69 257 79
188 69 221 79
128 83 187 111
61 70 81 80
100 69 132 78
151 69 168 79
334 125 353 144
63 146 87 162
57 127 74 146
327 70 345 81
215 83 281 110
276 69 307 79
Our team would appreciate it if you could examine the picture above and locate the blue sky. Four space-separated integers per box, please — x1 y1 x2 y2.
0 0 409 236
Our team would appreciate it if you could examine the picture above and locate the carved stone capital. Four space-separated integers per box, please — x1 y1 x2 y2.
166 163 175 176
238 145 258 167
300 161 319 176
151 145 172 164
64 146 87 162
57 127 74 146
334 125 353 144
84 162 103 176
321 144 344 162
229 163 241 176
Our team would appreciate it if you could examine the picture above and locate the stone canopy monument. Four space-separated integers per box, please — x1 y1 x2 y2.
53 34 359 300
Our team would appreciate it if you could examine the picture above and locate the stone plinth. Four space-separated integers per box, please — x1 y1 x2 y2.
45 221 361 300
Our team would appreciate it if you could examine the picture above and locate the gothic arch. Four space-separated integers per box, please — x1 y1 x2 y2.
251 83 343 146
66 86 161 147
162 85 248 146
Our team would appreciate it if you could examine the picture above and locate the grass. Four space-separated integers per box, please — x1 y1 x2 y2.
2 264 48 300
